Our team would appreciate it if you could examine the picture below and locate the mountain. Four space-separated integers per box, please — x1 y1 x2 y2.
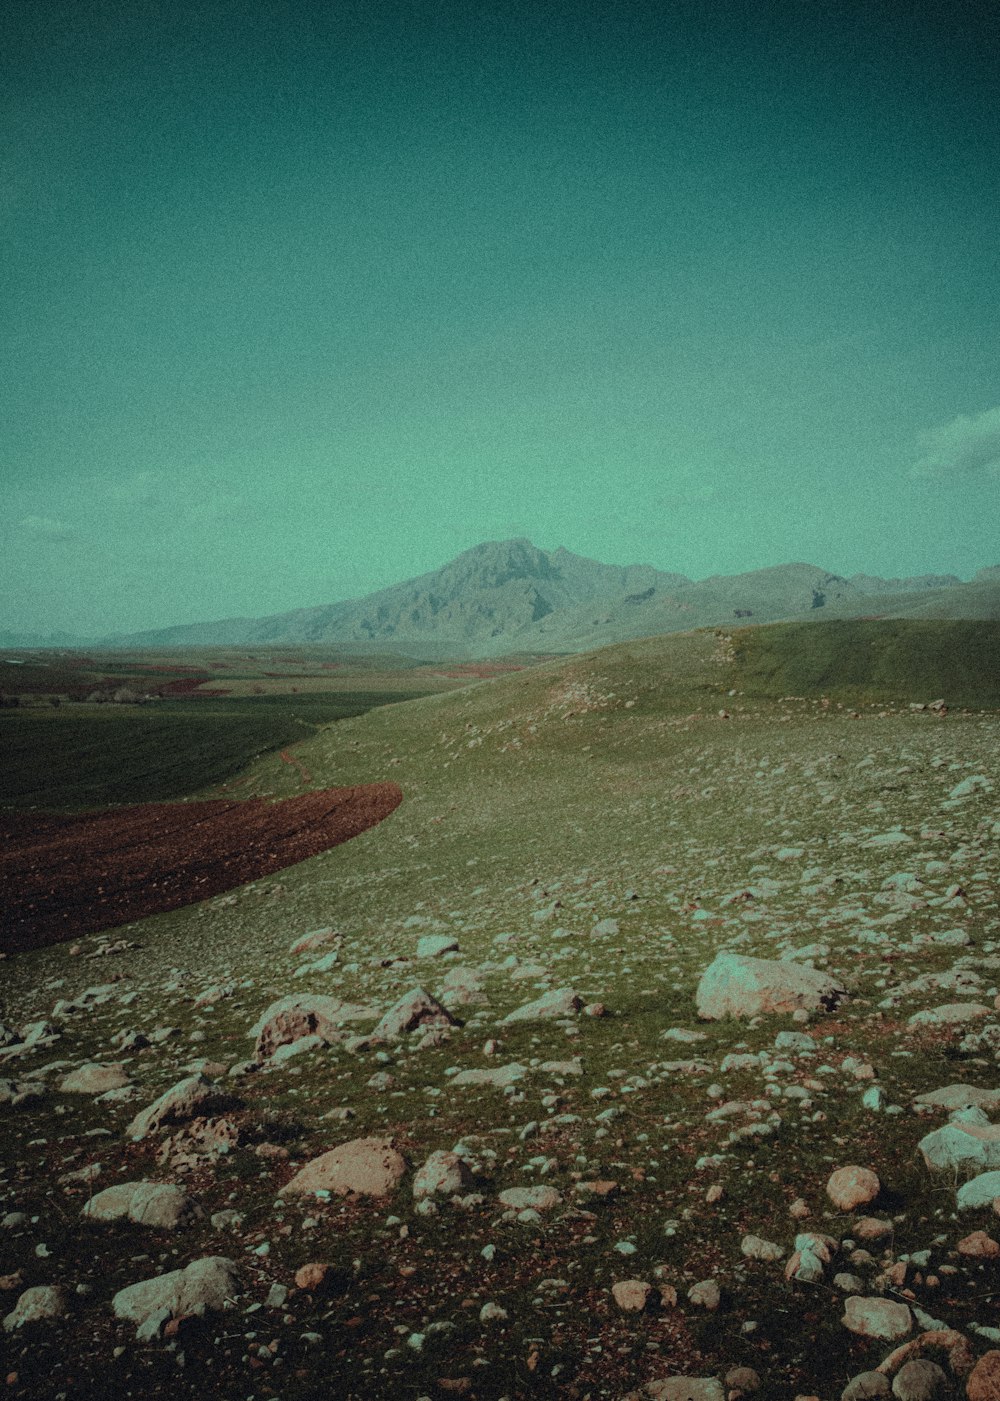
12 541 998 658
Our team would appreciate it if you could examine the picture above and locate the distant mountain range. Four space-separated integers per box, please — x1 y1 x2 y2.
7 542 1000 657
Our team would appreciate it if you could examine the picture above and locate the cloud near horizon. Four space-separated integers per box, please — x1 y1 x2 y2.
912 406 1000 479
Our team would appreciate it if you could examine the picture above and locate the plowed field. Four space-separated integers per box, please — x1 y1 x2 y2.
0 783 403 953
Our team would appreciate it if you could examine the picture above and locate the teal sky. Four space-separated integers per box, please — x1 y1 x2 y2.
3 0 999 635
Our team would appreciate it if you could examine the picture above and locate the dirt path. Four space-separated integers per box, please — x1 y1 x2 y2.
0 784 403 954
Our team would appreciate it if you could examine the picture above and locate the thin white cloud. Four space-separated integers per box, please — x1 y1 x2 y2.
19 514 75 542
912 406 1000 479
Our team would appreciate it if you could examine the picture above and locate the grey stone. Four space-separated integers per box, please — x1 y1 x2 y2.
958 1171 1000 1211
450 1063 526 1088
412 1150 471 1200
841 1296 912 1340
891 1360 948 1401
914 1084 1000 1113
416 934 459 958
645 1378 725 1400
498 1186 562 1211
919 1123 1000 1174
695 952 847 1020
500 987 583 1023
3 1285 67 1332
59 1063 130 1094
83 1181 200 1229
372 988 459 1040
112 1256 241 1328
125 1075 233 1141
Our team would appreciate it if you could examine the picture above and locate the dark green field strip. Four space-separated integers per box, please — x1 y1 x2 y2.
0 691 424 810
730 618 1000 708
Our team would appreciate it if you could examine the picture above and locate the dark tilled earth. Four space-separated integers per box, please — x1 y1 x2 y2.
0 784 403 952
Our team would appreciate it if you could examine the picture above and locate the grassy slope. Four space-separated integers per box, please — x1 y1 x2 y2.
730 618 1000 709
3 619 1000 1399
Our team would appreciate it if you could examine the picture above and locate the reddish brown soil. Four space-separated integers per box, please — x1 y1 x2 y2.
0 783 402 954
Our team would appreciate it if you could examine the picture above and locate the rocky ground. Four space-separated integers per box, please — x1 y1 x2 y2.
1 633 999 1400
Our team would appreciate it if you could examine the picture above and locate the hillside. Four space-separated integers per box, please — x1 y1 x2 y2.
2 619 1000 1399
96 540 1000 657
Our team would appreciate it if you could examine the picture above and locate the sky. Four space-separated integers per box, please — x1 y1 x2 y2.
3 0 999 636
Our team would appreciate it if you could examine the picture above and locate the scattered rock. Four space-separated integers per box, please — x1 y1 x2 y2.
412 1150 471 1200
890 1360 947 1401
451 1063 526 1088
827 1166 880 1211
251 994 356 1060
612 1279 654 1312
842 1373 891 1401
498 1185 562 1212
957 1172 1000 1211
908 1004 993 1027
373 988 459 1039
500 987 583 1023
842 1296 912 1341
111 1256 241 1329
83 1181 201 1229
740 1234 785 1262
687 1278 721 1310
125 1076 234 1141
279 1137 407 1199
644 1378 725 1400
2 1285 67 1332
967 1351 1000 1401
59 1063 130 1094
695 952 847 1020
416 934 459 958
918 1120 1000 1176
958 1229 1000 1258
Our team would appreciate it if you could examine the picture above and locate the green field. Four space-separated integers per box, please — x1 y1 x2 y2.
0 691 427 809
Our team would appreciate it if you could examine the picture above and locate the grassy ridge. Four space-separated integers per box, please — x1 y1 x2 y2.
730 617 1000 708
0 692 425 810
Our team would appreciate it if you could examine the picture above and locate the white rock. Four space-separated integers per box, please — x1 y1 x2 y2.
112 1257 241 1328
501 987 583 1023
957 1171 1000 1211
696 952 847 1020
841 1296 912 1340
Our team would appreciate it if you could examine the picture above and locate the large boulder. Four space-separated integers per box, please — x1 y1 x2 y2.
125 1075 234 1141
112 1256 241 1329
279 1137 406 1199
83 1181 201 1229
250 994 369 1061
957 1171 1000 1211
372 988 458 1040
59 1063 130 1094
913 1085 1000 1113
919 1123 1000 1174
696 952 847 1020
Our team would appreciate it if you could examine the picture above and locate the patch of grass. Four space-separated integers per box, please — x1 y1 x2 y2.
0 692 422 810
730 617 1000 709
